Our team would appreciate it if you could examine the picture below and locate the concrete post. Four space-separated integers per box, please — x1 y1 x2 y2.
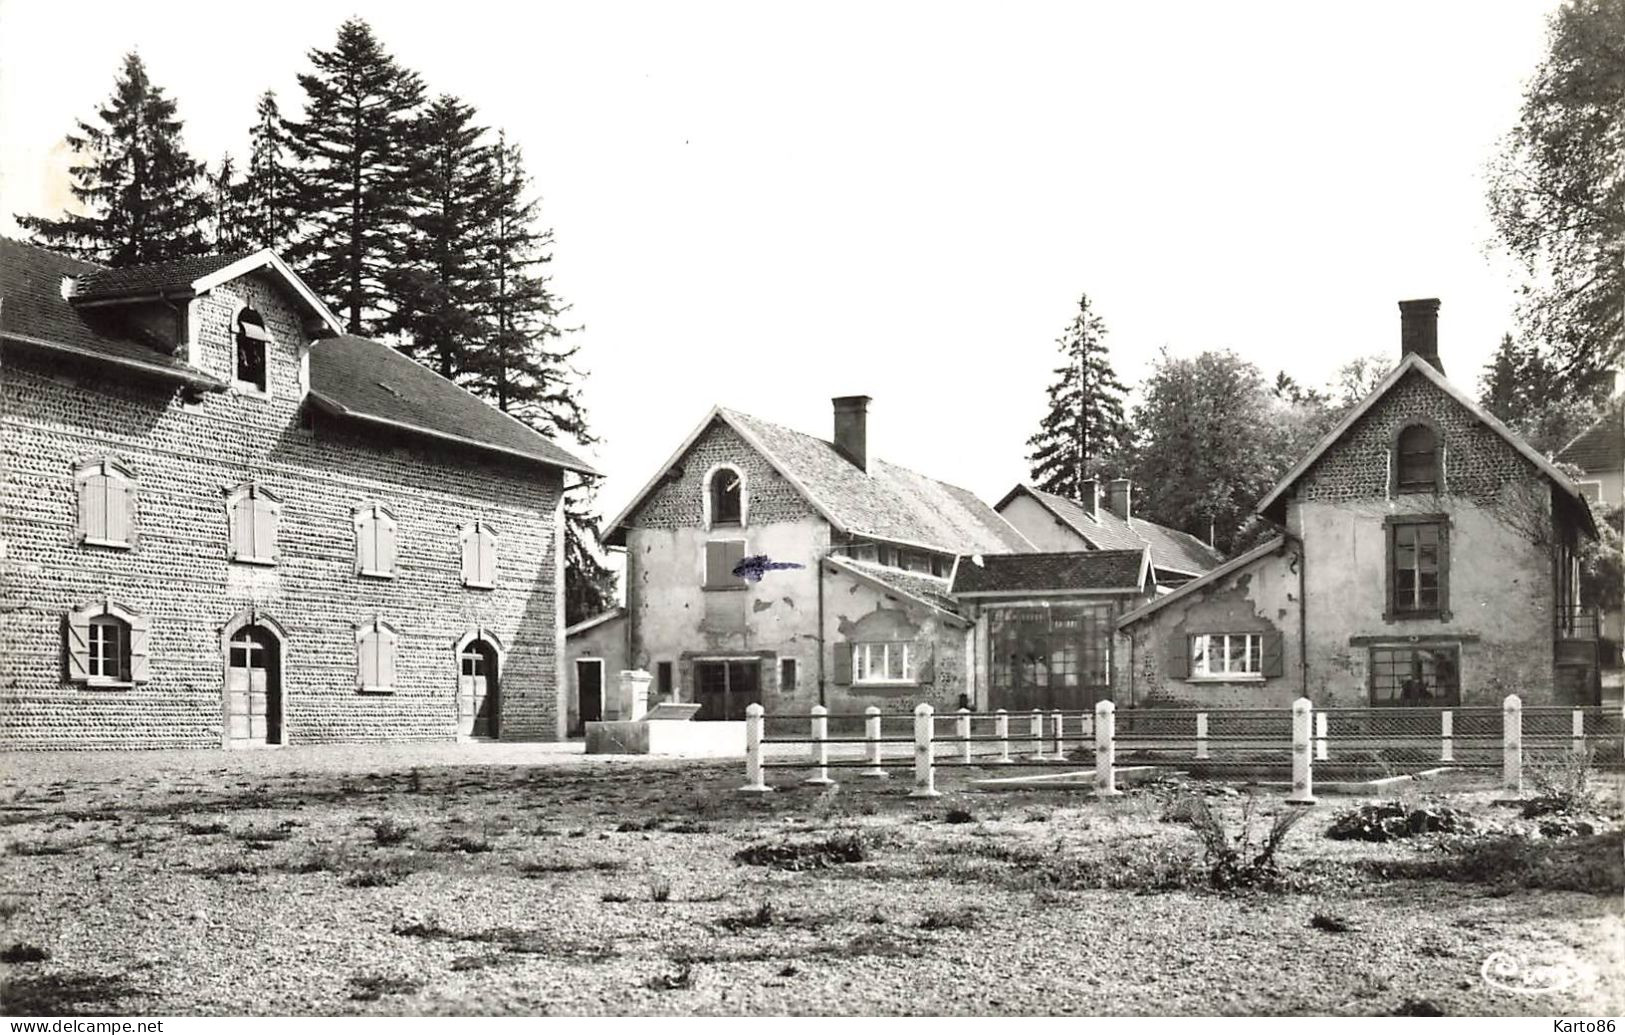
910 702 940 798
861 705 889 778
804 705 835 786
995 708 1011 764
1503 694 1522 795
1314 711 1329 762
1195 712 1209 760
1094 700 1119 796
957 708 973 765
739 702 771 795
1573 709 1586 758
1051 709 1064 759
1030 709 1048 761
1287 697 1315 805
1440 710 1453 763
612 669 653 721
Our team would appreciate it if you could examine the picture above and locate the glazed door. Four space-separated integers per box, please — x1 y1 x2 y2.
226 627 279 746
460 643 499 738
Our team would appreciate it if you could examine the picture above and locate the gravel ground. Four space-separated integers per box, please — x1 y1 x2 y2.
0 743 1620 1016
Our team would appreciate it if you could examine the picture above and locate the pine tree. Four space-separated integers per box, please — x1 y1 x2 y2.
236 90 297 253
16 52 209 266
471 133 617 625
1479 332 1608 455
1025 294 1130 498
206 155 246 253
284 18 425 335
392 95 495 379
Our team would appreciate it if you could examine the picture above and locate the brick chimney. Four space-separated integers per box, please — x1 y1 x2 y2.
1106 478 1132 520
1399 298 1443 374
1078 479 1100 518
832 395 871 473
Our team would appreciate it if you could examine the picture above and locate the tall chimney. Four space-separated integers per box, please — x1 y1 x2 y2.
1079 479 1100 518
1106 478 1132 520
1399 298 1443 373
832 395 871 473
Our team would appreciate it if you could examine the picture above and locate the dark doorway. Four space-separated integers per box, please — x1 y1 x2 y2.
577 659 604 730
459 639 501 738
226 625 282 747
694 660 761 721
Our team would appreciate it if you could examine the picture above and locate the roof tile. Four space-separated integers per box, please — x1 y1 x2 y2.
1016 486 1224 574
950 549 1147 595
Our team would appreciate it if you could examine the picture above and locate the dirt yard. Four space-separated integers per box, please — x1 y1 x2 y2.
0 743 1620 1017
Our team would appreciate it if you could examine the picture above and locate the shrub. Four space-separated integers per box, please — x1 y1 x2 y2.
647 962 694 991
1180 793 1306 891
601 890 632 903
370 818 414 847
1 943 50 963
1325 801 1476 842
1524 749 1602 818
648 873 673 903
734 832 867 871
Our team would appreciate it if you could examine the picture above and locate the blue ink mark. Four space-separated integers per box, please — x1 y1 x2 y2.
732 555 806 583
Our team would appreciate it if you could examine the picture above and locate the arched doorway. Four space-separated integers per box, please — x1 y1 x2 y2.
458 638 501 739
226 624 283 747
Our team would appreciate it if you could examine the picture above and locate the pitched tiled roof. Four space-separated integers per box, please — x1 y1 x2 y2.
950 548 1148 596
0 238 225 389
1556 399 1624 474
1008 485 1224 575
1118 536 1289 628
830 557 961 615
308 336 596 474
718 408 1033 555
70 252 256 300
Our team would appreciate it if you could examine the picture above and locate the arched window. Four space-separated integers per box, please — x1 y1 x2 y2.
353 504 398 578
356 619 399 692
1395 424 1441 493
460 521 499 589
227 482 282 565
65 601 149 686
74 456 136 548
235 307 270 393
707 466 744 527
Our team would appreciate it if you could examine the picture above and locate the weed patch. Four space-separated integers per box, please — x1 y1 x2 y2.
734 832 867 871
348 974 423 1002
1325 802 1476 842
0 973 140 1015
1 943 50 963
918 906 981 931
370 818 414 846
1366 830 1623 894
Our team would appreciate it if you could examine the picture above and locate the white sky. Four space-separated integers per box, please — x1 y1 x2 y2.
0 0 1555 527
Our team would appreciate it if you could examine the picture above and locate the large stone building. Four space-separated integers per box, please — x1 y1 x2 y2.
1116 300 1602 708
0 239 595 749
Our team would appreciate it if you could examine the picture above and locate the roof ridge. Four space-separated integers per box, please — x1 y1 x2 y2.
76 249 255 280
1 237 106 273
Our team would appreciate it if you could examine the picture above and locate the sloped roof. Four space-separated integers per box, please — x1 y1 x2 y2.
308 336 597 474
1000 484 1224 575
605 406 1033 554
0 238 226 390
950 548 1150 597
70 252 256 300
1556 399 1624 475
829 556 962 617
1256 353 1596 536
565 607 627 638
1117 536 1289 628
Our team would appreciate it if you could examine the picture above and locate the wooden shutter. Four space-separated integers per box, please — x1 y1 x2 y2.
128 612 151 684
915 641 935 684
107 475 130 545
65 610 92 682
478 526 497 586
1436 522 1451 617
76 475 98 542
377 511 397 575
378 628 396 688
356 511 375 573
725 541 745 585
1166 633 1190 679
359 631 378 688
1260 630 1284 678
704 542 728 588
253 498 278 562
832 643 852 686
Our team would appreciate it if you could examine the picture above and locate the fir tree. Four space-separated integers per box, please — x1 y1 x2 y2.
1479 332 1608 455
1025 294 1130 498
236 90 297 253
284 18 425 334
392 95 495 379
206 155 246 253
16 52 208 266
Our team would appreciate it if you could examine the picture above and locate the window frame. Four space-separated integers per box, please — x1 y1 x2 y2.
460 520 500 590
1368 644 1461 707
65 600 149 688
233 306 272 397
353 503 399 580
851 641 913 686
225 482 282 566
703 464 747 530
1384 513 1451 621
1391 421 1444 495
73 456 137 550
1188 632 1264 680
779 657 798 692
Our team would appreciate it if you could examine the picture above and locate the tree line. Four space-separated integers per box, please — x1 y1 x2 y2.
14 19 616 625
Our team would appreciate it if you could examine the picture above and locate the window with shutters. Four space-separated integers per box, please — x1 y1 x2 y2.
235 307 270 394
1189 633 1263 678
706 466 744 528
852 642 912 685
1393 423 1443 494
353 504 398 579
703 539 747 590
226 482 281 565
65 601 149 687
460 521 499 589
1385 514 1450 620
74 457 136 549
356 619 399 692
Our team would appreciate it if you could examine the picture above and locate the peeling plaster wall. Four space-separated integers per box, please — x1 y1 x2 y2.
822 567 967 718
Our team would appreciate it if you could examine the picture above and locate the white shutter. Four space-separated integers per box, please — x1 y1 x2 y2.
253 497 278 562
478 525 497 587
76 476 96 542
105 474 128 545
229 496 251 560
128 612 150 683
377 511 397 575
358 630 378 688
65 610 91 682
378 628 396 688
460 525 476 586
356 511 376 573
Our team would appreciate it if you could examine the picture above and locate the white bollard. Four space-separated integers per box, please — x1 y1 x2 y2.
1503 695 1523 794
1440 710 1454 763
910 703 940 798
1315 712 1329 762
995 708 1011 764
1195 712 1209 760
1573 709 1586 758
1287 697 1315 805
861 706 889 778
739 702 772 794
1051 710 1065 759
1094 700 1119 795
957 707 973 765
804 705 835 786
1030 709 1048 760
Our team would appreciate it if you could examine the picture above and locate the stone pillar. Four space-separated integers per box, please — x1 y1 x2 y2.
613 669 652 722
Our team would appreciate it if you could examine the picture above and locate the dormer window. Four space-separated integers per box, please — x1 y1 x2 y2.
1395 423 1441 493
707 466 744 527
236 308 270 394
